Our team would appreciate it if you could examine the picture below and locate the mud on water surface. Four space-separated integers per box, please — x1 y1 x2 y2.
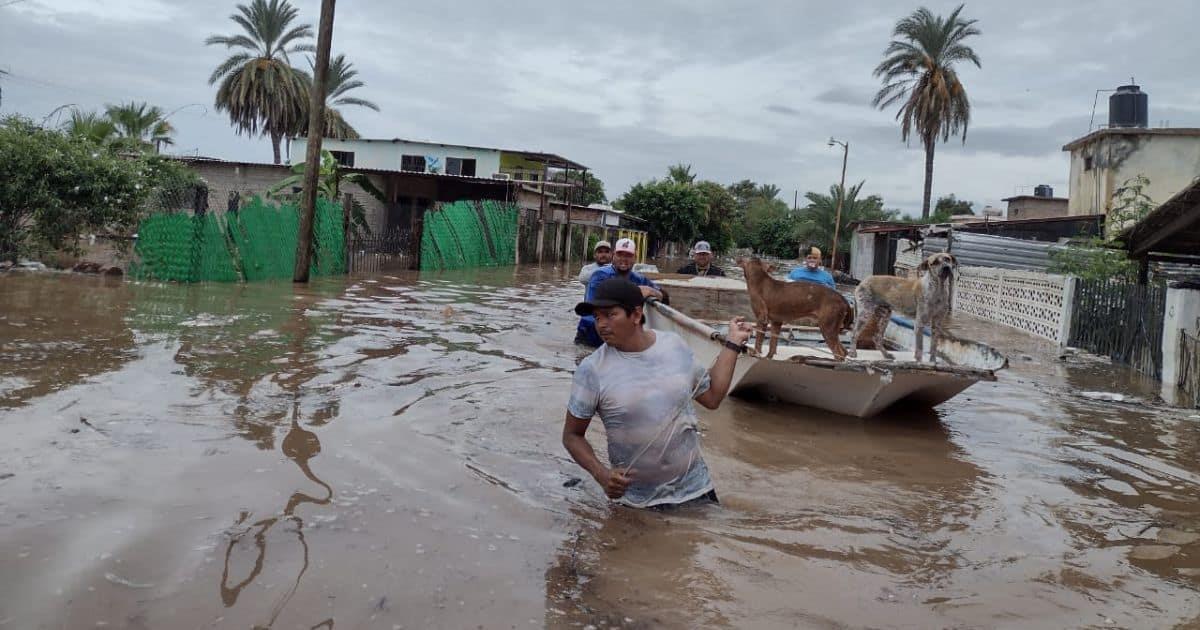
1 267 1199 629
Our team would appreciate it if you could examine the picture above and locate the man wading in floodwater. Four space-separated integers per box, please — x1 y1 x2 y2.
562 277 753 509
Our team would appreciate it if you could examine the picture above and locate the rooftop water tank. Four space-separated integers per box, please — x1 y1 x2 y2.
1109 84 1148 128
1034 184 1054 198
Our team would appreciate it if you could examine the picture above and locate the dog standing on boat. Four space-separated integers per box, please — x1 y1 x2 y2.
736 257 853 360
851 252 958 363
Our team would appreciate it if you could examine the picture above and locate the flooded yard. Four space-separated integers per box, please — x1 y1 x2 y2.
2 268 1199 629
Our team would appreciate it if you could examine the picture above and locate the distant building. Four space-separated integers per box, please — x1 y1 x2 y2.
1003 185 1069 220
289 136 586 184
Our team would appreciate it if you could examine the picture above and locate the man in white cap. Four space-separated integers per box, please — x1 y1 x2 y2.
577 240 613 286
575 237 664 347
675 240 725 276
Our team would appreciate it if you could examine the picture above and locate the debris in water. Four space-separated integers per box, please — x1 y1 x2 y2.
104 572 154 589
1079 391 1132 403
441 306 455 319
563 477 582 488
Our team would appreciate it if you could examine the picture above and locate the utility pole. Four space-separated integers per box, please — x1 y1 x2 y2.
828 137 849 272
293 0 336 283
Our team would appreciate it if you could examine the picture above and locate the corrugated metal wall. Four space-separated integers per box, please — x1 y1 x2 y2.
923 231 1064 272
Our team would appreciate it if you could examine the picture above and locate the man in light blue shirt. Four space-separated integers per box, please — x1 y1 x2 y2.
787 245 836 289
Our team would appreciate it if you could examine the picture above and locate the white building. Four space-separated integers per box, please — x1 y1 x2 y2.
289 137 585 183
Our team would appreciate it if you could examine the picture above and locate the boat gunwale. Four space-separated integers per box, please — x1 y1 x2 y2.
646 298 998 382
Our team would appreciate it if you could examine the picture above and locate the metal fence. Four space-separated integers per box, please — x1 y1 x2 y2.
1181 331 1200 408
1068 278 1167 379
924 232 1064 272
347 229 414 274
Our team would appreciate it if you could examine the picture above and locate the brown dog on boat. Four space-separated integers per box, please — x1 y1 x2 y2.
736 257 853 360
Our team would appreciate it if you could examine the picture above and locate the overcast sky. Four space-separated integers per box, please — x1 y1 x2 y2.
3 0 1199 216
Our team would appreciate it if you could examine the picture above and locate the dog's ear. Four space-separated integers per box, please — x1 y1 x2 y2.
946 254 958 267
918 258 931 273
766 263 777 273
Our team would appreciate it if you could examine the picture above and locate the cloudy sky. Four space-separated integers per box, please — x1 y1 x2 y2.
3 0 1199 216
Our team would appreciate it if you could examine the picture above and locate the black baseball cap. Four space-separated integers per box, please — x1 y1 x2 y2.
574 277 645 316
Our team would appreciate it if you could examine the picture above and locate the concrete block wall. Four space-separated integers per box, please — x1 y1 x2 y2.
1161 282 1200 405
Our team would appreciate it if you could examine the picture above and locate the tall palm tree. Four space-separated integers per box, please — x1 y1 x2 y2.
796 182 897 255
872 4 981 219
104 102 175 152
206 0 313 164
300 54 379 139
62 109 117 145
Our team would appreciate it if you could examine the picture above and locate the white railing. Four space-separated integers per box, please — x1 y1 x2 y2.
953 266 1076 344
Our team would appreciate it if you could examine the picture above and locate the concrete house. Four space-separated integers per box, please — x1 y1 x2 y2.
1003 185 1069 220
288 137 586 185
1062 85 1200 225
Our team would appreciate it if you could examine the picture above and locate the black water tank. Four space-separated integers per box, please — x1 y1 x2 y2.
1034 184 1053 198
1109 84 1148 128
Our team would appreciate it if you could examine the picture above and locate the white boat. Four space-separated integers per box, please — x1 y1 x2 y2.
644 295 1006 418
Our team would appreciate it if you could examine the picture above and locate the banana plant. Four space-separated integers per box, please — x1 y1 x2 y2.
269 149 384 235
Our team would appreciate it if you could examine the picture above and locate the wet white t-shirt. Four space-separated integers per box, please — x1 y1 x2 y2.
567 331 715 508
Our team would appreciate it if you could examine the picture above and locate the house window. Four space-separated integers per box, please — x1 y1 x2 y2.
330 151 354 167
1084 156 1094 171
401 154 426 172
445 157 477 177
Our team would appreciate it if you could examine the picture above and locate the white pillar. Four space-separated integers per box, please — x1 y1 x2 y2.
1161 282 1200 405
1058 276 1078 347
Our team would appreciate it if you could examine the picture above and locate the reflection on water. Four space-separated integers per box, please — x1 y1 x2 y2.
1 268 1199 628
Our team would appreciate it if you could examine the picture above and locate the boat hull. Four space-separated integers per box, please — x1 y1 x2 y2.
645 299 996 418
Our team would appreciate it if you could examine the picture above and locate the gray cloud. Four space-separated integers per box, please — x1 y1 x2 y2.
3 0 1200 216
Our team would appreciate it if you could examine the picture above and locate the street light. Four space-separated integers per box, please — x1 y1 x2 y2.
827 137 849 272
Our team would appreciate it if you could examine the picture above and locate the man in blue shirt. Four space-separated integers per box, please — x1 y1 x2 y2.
787 245 836 290
575 238 663 347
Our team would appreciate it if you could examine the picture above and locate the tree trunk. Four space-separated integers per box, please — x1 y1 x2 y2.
271 131 283 165
921 138 935 220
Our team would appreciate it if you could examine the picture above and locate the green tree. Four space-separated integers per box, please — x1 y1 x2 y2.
935 194 973 216
206 0 314 164
0 116 162 262
667 163 696 185
104 102 175 152
742 196 797 257
616 179 706 254
872 4 981 219
300 53 379 139
1049 175 1153 280
694 180 737 252
550 170 607 205
795 181 898 256
62 109 117 145
268 149 385 235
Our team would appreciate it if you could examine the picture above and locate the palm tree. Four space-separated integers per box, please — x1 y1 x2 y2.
667 163 696 185
62 109 117 145
756 183 781 200
104 102 175 152
796 182 898 255
300 54 379 139
206 0 313 164
872 4 981 219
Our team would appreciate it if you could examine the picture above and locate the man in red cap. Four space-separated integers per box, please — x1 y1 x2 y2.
563 277 753 509
575 238 663 347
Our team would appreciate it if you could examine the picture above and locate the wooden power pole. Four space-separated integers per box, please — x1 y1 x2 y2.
293 0 337 283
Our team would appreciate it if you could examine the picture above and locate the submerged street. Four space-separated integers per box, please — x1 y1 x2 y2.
1 268 1199 629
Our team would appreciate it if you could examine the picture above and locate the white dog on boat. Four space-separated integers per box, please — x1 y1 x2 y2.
850 253 958 363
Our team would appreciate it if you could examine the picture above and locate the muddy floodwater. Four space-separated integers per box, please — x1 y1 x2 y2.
2 268 1200 629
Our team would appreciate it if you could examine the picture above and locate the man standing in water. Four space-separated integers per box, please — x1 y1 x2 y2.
577 240 612 286
787 245 836 290
563 277 753 508
575 238 663 347
675 240 725 276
